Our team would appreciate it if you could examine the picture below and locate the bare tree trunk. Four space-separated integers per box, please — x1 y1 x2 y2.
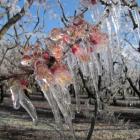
127 77 140 99
0 84 4 103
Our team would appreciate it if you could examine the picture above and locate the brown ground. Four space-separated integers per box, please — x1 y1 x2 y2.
0 93 140 140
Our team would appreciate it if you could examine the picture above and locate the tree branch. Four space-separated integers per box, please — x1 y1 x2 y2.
127 77 140 99
0 46 17 66
57 0 68 22
128 10 138 29
0 0 33 40
0 71 33 82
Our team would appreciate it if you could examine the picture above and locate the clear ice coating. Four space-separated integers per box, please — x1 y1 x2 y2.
36 77 76 139
66 53 81 113
10 85 21 110
36 78 62 127
33 56 76 137
10 84 38 125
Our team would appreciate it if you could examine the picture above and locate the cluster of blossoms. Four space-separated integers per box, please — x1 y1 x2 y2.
10 16 109 126
21 16 108 86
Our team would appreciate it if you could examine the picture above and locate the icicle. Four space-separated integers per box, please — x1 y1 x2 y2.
10 85 21 110
58 85 74 119
66 54 81 113
111 3 121 50
49 85 76 140
88 55 100 111
36 79 63 128
88 56 98 91
61 86 71 105
10 85 38 125
49 85 70 121
94 53 102 76
19 89 38 125
108 53 113 81
133 9 140 41
106 19 112 41
90 2 101 24
106 19 114 80
78 60 89 77
73 78 81 113
35 76 75 139
44 90 62 126
112 4 120 34
84 99 90 118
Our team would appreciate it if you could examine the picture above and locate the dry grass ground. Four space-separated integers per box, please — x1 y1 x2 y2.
0 94 140 140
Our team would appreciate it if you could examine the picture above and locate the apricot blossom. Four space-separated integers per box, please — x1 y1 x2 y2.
90 27 108 45
71 44 90 62
21 55 32 66
50 28 63 41
35 61 53 82
50 46 63 62
73 17 84 26
50 64 72 86
42 51 50 62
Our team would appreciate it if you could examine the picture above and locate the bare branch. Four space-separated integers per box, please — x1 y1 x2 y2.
128 10 138 29
0 71 33 82
57 0 68 22
0 45 17 66
0 0 33 40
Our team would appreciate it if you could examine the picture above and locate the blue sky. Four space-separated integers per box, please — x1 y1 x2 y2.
30 0 80 33
1 0 140 44
15 0 81 43
138 0 140 6
23 0 140 34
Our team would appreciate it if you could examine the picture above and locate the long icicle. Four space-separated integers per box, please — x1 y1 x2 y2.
49 84 76 140
10 85 38 125
67 53 81 113
36 79 63 129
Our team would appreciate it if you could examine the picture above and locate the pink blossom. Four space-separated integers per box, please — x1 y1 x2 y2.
71 44 90 62
89 28 108 45
50 64 72 86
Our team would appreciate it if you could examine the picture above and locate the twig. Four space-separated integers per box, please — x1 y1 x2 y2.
0 45 17 66
0 71 33 82
74 7 88 18
57 0 68 22
128 10 138 29
99 0 111 6
121 0 138 9
124 39 137 51
33 6 40 31
126 77 140 98
122 58 140 99
78 68 93 98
